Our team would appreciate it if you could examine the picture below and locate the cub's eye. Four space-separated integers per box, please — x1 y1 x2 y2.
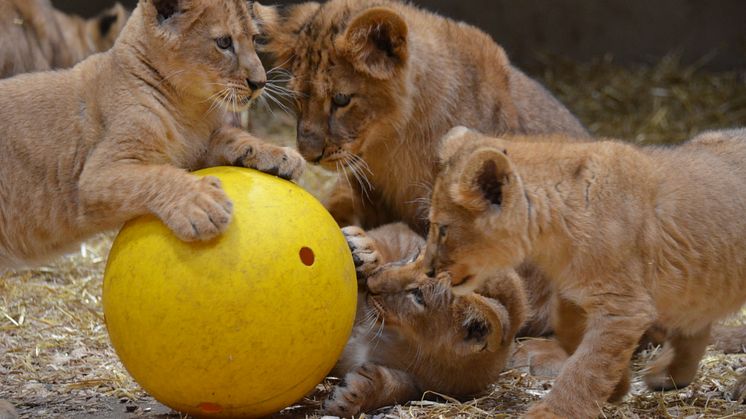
216 36 233 51
409 288 425 306
332 93 351 108
439 225 448 239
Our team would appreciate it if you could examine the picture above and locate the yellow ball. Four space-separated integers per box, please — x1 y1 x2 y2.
103 167 357 418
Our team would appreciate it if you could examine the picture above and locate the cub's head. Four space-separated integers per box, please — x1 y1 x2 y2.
425 127 532 293
87 3 130 52
363 269 527 393
132 0 267 112
256 1 409 167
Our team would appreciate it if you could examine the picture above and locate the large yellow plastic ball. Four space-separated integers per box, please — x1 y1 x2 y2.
103 167 357 418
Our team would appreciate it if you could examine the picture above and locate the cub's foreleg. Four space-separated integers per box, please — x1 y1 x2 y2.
323 363 420 417
79 161 232 242
325 178 396 230
343 223 424 282
526 277 655 418
206 126 304 181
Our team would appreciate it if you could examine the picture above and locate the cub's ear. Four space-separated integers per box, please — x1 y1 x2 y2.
455 294 510 355
255 2 321 68
91 3 129 44
337 8 408 80
150 0 181 23
453 147 515 212
438 126 474 164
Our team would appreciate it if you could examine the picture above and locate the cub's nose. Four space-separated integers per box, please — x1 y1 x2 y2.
297 129 325 163
247 79 266 91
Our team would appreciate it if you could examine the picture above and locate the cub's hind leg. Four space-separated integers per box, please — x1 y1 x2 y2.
323 363 420 417
644 324 711 391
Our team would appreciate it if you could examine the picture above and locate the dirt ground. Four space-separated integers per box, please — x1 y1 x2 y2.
2 56 746 418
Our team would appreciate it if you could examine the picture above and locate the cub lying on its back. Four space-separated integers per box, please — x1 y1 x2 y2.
415 127 746 418
0 0 303 269
0 0 128 78
324 224 527 417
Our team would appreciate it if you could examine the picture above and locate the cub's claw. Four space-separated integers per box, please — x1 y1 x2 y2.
323 364 377 417
342 226 381 282
162 176 233 242
241 145 305 181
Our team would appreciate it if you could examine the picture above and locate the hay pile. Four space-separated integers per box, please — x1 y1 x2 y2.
2 56 745 418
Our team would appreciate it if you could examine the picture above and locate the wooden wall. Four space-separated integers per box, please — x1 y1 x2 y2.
52 0 746 70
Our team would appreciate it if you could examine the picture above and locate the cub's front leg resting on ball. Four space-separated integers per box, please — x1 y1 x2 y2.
207 126 305 181
79 161 232 242
526 287 654 418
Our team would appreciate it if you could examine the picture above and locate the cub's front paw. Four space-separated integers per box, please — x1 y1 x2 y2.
162 176 233 242
239 144 305 181
323 364 378 417
342 226 382 282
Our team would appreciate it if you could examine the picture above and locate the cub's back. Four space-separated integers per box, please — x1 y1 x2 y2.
647 130 746 327
0 66 87 149
0 0 57 77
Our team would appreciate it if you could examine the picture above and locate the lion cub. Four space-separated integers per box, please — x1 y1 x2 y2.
411 127 746 418
0 0 129 78
324 224 527 417
0 0 303 269
256 0 588 232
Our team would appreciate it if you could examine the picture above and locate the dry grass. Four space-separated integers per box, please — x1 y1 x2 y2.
2 56 746 418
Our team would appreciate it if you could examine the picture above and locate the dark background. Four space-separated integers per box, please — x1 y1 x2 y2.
53 0 746 70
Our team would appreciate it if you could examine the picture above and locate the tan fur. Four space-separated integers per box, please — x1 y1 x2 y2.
0 0 304 269
0 0 129 78
509 338 568 378
420 127 746 418
323 223 527 416
0 400 17 419
711 324 746 353
256 0 588 232
256 0 587 340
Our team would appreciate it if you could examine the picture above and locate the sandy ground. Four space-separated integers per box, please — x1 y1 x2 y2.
2 56 746 418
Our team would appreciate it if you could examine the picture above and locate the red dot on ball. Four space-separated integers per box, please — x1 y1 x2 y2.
198 402 223 413
300 247 315 266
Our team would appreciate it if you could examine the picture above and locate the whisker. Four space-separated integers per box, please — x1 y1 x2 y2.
263 90 295 117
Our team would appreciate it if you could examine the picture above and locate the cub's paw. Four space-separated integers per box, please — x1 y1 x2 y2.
524 402 566 419
0 400 18 419
642 346 683 391
644 373 688 392
509 338 567 378
161 176 233 242
323 364 378 417
238 144 305 181
730 374 746 403
341 226 382 281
